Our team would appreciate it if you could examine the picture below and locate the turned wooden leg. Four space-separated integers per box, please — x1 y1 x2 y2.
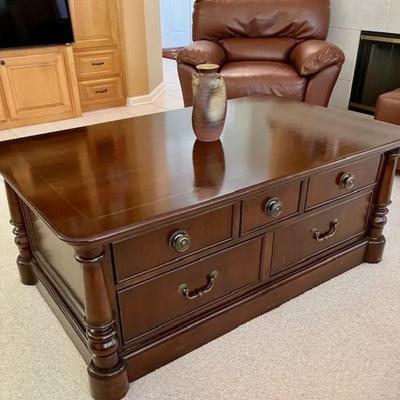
75 247 129 400
5 182 37 285
366 149 399 263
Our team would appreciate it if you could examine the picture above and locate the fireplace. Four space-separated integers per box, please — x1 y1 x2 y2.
349 31 400 115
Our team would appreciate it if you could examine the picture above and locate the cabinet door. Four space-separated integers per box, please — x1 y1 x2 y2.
0 93 7 122
0 53 73 121
69 0 120 48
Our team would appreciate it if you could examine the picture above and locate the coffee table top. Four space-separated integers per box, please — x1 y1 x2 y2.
1 96 400 244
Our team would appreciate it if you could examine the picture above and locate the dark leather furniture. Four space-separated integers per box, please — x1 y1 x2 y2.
375 89 400 170
177 0 345 108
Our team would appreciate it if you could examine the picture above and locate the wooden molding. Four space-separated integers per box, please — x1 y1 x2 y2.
127 82 165 106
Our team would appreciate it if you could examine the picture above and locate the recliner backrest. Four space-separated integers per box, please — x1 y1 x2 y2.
192 0 330 42
220 37 297 62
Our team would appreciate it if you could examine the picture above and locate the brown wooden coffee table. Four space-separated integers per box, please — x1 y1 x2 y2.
1 97 399 400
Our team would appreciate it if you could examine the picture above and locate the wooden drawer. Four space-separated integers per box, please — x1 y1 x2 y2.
74 49 121 80
113 205 234 282
118 238 263 343
78 77 124 110
306 155 381 208
271 191 373 275
241 180 302 234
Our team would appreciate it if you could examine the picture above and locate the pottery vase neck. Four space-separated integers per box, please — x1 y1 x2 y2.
196 63 220 74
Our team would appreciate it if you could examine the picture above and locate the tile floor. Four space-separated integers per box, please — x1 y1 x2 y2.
0 58 184 141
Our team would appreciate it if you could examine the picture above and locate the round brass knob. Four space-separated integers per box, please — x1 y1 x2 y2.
0 60 5 66
265 197 284 218
170 230 192 252
339 173 356 190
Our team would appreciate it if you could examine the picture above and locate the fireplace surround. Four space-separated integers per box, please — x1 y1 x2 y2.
349 31 400 115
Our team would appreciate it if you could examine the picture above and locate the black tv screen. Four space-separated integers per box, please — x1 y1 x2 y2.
0 0 74 49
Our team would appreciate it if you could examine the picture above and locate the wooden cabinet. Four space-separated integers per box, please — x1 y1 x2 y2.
0 0 127 131
0 46 81 129
2 97 399 396
69 0 126 111
69 0 120 49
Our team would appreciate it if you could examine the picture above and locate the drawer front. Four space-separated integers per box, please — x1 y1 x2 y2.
118 238 263 343
241 180 302 234
271 191 372 275
306 155 381 208
75 49 121 80
78 77 124 107
113 205 234 282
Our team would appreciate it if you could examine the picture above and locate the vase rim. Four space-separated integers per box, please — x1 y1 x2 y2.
196 63 219 73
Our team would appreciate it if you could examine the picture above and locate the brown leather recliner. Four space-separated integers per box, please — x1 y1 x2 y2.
177 0 345 108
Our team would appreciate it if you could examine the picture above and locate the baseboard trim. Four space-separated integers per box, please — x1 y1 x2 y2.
127 82 165 107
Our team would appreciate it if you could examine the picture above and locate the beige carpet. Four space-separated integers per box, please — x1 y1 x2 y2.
1 177 400 400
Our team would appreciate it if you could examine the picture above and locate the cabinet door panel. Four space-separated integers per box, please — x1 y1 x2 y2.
0 53 73 121
0 94 7 122
69 0 119 48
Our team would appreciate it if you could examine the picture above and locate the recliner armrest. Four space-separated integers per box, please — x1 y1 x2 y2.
177 40 226 68
290 40 345 76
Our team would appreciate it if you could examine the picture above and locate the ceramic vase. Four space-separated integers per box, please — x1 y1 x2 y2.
191 64 227 142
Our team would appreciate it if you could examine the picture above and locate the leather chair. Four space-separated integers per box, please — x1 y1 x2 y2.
177 0 345 108
375 89 400 170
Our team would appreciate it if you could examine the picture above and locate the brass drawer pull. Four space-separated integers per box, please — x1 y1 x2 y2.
91 61 105 66
178 271 218 300
265 197 284 218
95 88 108 94
170 230 192 252
339 173 356 189
312 219 339 242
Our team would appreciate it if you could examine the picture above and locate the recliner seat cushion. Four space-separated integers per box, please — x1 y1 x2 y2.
221 61 307 101
193 0 330 41
221 37 298 62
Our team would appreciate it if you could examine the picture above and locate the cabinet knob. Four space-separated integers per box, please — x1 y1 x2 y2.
170 230 192 252
0 60 5 66
265 197 284 218
339 173 356 190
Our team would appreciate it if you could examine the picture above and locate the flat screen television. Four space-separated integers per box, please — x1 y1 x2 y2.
0 0 74 49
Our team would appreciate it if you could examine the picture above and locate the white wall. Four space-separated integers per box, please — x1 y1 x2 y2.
327 0 400 109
